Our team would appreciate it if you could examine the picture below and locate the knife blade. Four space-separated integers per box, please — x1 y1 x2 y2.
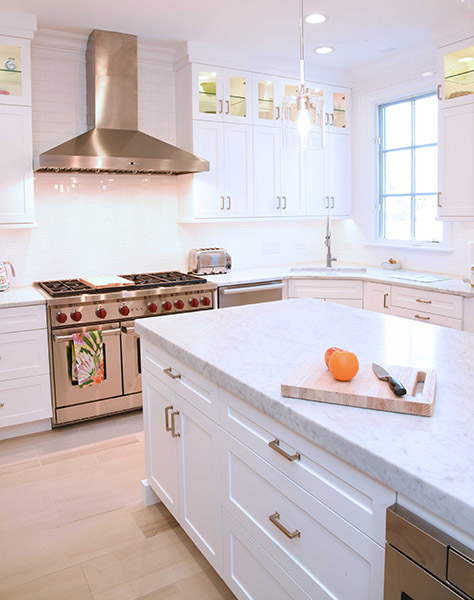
372 363 407 396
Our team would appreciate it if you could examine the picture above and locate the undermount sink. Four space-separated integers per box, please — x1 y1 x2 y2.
290 267 368 273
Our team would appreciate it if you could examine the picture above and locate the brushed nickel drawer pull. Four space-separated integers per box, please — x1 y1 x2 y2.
269 438 300 461
416 298 432 304
415 314 430 321
383 293 389 309
220 196 225 210
275 106 280 120
437 192 442 208
437 84 442 100
218 99 223 114
269 511 300 539
225 100 230 114
164 405 173 432
163 367 181 380
170 410 180 437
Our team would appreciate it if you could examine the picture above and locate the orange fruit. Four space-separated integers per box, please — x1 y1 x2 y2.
328 350 359 381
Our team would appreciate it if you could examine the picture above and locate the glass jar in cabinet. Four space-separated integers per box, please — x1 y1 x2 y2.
0 36 31 106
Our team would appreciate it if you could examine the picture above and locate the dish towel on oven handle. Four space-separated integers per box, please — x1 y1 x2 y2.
71 331 105 388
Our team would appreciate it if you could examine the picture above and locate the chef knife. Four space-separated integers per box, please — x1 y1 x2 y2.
372 363 407 396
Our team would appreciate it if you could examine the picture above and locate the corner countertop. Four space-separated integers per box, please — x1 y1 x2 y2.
204 263 474 297
0 286 46 308
136 298 474 539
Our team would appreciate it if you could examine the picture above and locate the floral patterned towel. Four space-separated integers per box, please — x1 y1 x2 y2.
71 331 104 388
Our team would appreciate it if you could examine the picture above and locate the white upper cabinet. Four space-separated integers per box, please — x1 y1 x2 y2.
0 35 32 107
192 64 253 124
326 133 352 217
437 37 474 110
303 142 326 216
253 126 282 217
252 74 282 126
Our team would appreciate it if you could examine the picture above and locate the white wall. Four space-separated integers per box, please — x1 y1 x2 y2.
1 30 326 287
333 42 474 278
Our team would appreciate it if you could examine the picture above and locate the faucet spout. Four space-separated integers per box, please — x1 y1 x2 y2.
325 212 337 268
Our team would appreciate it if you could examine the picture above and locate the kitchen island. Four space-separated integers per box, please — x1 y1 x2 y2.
136 298 474 599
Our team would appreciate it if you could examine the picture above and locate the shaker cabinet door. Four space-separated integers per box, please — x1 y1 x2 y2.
253 126 282 216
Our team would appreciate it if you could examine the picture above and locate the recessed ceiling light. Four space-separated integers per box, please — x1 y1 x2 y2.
305 13 327 24
459 57 474 63
313 46 334 54
421 71 435 77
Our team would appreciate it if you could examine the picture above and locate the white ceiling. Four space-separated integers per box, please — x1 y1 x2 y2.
2 0 472 72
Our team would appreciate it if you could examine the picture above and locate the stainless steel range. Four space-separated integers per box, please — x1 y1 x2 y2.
36 272 216 426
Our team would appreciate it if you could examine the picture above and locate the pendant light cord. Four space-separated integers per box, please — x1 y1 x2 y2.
299 0 305 87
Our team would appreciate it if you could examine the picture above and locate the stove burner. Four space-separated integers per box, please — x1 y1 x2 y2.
119 271 207 288
38 279 96 297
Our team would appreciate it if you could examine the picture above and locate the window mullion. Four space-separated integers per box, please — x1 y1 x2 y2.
411 97 416 242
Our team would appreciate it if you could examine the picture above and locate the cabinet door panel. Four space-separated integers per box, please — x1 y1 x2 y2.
327 133 351 217
225 124 253 216
363 282 392 314
438 104 474 218
177 397 222 572
281 142 303 216
304 144 326 216
192 65 224 121
0 105 34 223
254 126 281 216
142 371 179 517
0 329 49 381
224 69 252 124
192 121 225 218
253 74 281 127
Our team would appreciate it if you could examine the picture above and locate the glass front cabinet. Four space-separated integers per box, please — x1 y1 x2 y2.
438 37 474 109
0 36 31 106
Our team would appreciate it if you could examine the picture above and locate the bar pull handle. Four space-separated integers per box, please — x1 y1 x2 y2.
437 192 442 208
218 99 223 114
163 367 181 380
324 112 329 126
225 100 230 114
275 106 280 120
269 438 300 461
53 328 121 343
325 196 329 209
276 196 281 210
330 196 335 209
414 314 431 321
437 84 442 100
416 298 432 304
269 511 300 539
171 411 180 437
383 293 389 309
220 195 225 210
164 405 173 432
282 196 287 210
227 195 231 210
330 113 335 126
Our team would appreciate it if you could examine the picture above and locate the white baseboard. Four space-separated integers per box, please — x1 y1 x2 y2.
141 479 161 506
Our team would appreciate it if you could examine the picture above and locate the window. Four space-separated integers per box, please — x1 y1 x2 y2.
378 93 442 245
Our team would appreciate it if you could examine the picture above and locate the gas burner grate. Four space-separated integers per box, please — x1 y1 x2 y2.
37 279 96 297
119 271 207 288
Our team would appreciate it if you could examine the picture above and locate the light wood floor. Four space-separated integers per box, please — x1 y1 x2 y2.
0 412 236 600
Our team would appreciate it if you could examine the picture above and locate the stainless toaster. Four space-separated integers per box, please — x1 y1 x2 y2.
188 248 232 275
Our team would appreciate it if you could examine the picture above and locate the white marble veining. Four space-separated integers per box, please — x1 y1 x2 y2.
0 286 46 308
205 263 474 297
136 298 474 539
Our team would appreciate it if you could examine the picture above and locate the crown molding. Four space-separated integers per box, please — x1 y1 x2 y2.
0 11 37 39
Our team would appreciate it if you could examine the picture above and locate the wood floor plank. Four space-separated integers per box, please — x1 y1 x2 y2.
0 565 94 600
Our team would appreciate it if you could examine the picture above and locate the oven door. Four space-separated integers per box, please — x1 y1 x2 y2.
218 280 285 308
384 544 464 600
121 321 141 395
52 322 123 408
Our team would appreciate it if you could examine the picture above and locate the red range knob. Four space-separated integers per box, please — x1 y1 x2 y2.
162 301 172 311
190 297 199 308
56 312 67 324
148 302 158 313
175 300 184 309
119 305 130 316
201 296 211 306
71 310 82 322
96 307 107 319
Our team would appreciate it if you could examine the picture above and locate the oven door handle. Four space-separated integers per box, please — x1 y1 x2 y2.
53 328 122 343
220 282 285 295
121 325 139 338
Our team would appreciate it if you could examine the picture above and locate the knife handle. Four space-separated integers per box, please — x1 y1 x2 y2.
387 376 407 396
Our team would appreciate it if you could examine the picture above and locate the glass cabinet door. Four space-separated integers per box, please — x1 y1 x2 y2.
442 43 474 104
256 78 276 122
0 36 31 106
332 91 347 130
223 70 252 123
198 70 220 117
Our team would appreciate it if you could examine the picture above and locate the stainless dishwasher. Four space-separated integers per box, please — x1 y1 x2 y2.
218 280 285 308
384 504 474 599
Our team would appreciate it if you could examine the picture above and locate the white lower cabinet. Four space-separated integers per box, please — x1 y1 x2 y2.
142 341 395 600
142 366 222 572
363 282 391 314
289 278 363 307
0 374 51 429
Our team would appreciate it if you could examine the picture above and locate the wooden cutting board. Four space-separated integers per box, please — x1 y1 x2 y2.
79 275 134 288
281 361 436 417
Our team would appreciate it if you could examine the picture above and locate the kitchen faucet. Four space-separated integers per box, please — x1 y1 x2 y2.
325 209 337 268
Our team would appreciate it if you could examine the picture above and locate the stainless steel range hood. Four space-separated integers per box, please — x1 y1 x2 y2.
35 30 209 175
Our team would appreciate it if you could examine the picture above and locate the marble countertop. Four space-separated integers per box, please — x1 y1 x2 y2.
136 298 474 539
205 263 474 297
0 286 46 308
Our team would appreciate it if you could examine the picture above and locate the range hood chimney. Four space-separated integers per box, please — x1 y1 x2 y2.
35 30 209 175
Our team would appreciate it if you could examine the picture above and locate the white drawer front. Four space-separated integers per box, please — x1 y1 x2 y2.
0 374 52 428
390 286 462 319
328 298 364 308
220 389 394 546
0 304 46 334
390 306 463 330
142 342 218 422
289 279 363 300
222 509 311 600
0 329 50 381
222 431 385 600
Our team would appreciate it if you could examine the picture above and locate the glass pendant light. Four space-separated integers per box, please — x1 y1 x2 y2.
282 0 325 151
